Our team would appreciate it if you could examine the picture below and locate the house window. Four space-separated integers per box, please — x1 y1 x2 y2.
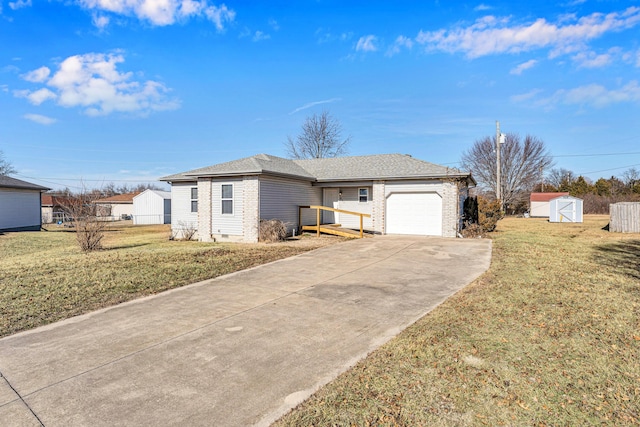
359 188 369 203
221 184 233 214
190 187 198 213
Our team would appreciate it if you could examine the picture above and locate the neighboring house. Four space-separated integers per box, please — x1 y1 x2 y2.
133 189 171 225
41 194 75 223
529 192 570 217
160 153 475 242
93 192 140 220
0 176 50 231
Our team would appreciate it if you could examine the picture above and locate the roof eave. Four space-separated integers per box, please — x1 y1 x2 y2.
314 173 473 183
179 170 316 181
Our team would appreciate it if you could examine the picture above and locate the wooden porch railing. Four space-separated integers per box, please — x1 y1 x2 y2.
298 205 372 238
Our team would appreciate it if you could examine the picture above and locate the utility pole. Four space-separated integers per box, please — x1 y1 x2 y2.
496 120 501 203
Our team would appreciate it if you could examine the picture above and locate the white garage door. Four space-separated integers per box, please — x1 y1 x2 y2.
386 192 442 236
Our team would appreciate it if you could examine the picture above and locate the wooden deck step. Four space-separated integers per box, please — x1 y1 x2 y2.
301 225 373 238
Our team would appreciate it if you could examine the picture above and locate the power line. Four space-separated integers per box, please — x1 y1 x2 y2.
553 151 640 158
579 163 640 176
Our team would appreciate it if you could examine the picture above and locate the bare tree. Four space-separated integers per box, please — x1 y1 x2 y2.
0 150 16 176
59 188 107 252
461 134 554 210
621 168 640 189
547 168 576 190
285 111 351 159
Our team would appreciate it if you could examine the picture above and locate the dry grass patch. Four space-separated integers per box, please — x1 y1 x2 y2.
275 215 640 426
0 224 343 337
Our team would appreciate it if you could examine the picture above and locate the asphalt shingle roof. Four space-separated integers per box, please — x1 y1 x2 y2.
0 175 50 191
93 192 141 204
160 153 473 183
294 154 462 181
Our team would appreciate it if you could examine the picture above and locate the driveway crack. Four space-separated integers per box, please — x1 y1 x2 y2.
0 369 45 426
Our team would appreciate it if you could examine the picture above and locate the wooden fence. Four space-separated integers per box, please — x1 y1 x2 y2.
610 202 640 233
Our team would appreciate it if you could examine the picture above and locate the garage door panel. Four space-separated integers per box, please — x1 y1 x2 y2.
386 192 442 236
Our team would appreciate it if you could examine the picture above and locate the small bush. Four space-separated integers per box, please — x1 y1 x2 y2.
75 216 106 251
259 219 288 243
461 195 503 237
170 221 197 241
460 222 484 238
478 196 503 232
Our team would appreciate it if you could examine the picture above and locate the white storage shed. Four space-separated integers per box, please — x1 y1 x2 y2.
133 189 171 225
549 195 583 223
0 176 50 231
530 192 569 217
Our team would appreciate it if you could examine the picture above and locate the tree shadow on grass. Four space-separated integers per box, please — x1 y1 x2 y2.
594 240 640 281
105 243 151 250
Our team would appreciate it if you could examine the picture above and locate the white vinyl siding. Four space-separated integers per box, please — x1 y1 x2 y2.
260 176 321 233
328 187 373 230
211 179 243 236
171 182 198 236
530 201 551 218
111 204 134 219
0 189 42 231
133 190 171 225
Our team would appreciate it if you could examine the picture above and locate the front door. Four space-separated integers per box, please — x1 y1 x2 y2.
323 188 340 224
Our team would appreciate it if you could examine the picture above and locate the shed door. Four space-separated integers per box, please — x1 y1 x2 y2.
386 192 442 236
557 200 576 222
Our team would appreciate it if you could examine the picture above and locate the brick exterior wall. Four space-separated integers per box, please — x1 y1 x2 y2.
441 180 460 237
197 178 213 242
243 176 260 243
372 181 385 234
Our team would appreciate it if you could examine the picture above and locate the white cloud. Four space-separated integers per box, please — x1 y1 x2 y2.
204 3 235 31
268 18 279 31
510 88 543 103
27 88 58 105
474 4 491 12
23 114 57 125
76 0 235 29
538 81 640 108
316 28 353 44
252 31 270 42
22 66 50 82
386 35 413 57
9 0 31 10
572 51 611 68
289 98 341 115
415 7 640 59
16 52 180 116
510 59 537 75
92 13 110 29
356 35 378 52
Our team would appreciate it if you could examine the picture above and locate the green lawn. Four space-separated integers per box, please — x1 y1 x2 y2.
275 215 640 426
0 224 341 338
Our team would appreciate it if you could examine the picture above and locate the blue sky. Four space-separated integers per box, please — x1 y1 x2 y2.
1 0 640 191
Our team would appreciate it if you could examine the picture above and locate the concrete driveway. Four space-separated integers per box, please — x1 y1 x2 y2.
0 235 491 427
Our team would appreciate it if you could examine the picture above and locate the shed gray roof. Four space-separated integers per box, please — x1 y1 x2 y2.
135 189 171 199
0 175 50 191
160 153 474 184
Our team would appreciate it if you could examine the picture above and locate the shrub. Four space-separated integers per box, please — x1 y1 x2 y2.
170 221 197 241
461 195 503 237
478 196 503 232
259 219 288 243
